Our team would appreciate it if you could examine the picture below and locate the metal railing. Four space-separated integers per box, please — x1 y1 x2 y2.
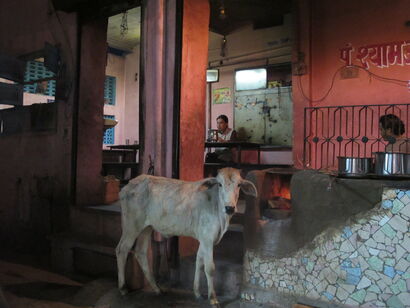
303 103 410 170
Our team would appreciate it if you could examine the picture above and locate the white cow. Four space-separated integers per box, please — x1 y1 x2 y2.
116 168 257 306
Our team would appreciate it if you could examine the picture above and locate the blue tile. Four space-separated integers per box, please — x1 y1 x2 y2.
396 270 404 275
382 200 393 209
384 265 396 278
345 267 362 277
397 191 405 199
346 273 361 285
343 226 353 239
341 259 352 269
301 257 308 265
344 266 362 285
323 292 334 300
406 191 410 197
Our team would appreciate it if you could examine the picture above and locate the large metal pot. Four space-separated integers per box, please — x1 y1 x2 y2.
374 152 410 176
338 157 373 177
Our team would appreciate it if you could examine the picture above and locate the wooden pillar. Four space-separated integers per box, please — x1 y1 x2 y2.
76 18 107 205
140 0 179 178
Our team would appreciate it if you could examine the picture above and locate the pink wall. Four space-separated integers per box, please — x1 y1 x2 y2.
293 0 410 168
124 47 140 145
103 49 140 147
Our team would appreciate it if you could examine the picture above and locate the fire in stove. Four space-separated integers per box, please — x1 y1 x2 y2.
261 170 294 220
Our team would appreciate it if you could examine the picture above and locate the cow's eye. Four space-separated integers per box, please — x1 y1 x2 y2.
218 183 222 187
238 183 241 187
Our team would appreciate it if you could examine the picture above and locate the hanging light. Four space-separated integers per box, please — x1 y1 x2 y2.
219 0 226 20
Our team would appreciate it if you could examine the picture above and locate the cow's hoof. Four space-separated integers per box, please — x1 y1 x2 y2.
119 287 129 296
210 298 220 307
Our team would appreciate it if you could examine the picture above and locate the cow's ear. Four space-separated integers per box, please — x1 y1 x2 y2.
240 179 257 197
199 177 219 191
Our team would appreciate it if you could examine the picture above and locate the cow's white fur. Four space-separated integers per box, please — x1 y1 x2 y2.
116 168 257 305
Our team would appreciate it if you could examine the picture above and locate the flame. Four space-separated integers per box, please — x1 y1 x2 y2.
266 175 291 200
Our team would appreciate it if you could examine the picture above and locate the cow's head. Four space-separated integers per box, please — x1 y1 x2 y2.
201 168 257 215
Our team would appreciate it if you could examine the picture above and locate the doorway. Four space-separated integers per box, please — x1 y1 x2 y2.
102 7 141 187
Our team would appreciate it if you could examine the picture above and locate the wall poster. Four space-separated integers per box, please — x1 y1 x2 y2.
212 87 231 104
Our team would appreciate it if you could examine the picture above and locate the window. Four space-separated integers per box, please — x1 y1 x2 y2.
104 76 116 105
103 115 115 144
24 60 56 96
235 68 267 91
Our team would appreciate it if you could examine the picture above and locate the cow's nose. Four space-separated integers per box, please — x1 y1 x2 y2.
225 206 235 215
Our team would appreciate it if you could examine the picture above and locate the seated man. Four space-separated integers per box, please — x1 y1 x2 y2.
379 114 410 153
206 114 237 163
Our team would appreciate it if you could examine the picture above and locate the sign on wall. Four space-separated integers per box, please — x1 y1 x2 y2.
213 87 231 104
340 41 410 69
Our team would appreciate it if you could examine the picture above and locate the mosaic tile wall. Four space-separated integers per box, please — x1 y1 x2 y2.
242 188 410 308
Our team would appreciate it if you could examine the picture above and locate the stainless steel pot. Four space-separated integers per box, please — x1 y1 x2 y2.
338 157 373 177
374 152 410 176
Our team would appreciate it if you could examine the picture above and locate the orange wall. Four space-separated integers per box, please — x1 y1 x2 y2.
293 0 410 167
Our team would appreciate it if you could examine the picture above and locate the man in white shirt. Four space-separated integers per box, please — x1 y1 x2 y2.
206 115 237 163
216 114 237 142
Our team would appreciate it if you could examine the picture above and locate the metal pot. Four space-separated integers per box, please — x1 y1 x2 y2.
374 152 410 176
338 157 373 177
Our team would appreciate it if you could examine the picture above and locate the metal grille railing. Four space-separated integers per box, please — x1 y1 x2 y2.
303 103 410 170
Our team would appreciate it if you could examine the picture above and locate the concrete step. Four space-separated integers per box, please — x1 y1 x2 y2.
69 203 122 244
51 203 122 277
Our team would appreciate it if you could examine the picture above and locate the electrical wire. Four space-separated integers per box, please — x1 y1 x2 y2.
297 64 410 105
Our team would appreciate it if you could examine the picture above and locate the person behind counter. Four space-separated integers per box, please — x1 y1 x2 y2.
206 115 237 163
216 114 237 142
379 114 410 153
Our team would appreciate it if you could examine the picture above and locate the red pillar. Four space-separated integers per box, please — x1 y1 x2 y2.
178 0 210 256
179 0 209 181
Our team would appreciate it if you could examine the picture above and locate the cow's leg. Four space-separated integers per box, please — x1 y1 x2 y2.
193 245 204 299
133 226 161 294
116 223 143 294
202 243 219 306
